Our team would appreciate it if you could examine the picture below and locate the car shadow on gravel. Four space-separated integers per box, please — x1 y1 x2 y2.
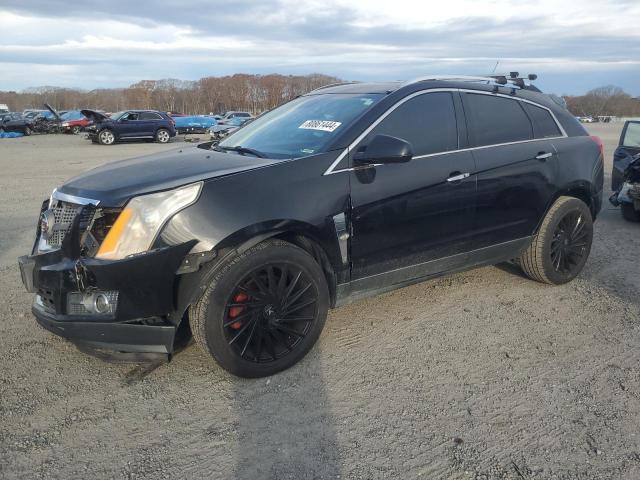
230 348 341 479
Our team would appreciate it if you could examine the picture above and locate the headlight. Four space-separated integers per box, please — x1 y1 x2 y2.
62 122 70 127
96 182 202 260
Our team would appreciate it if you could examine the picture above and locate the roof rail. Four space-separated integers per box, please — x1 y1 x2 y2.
401 75 504 87
402 74 538 91
307 81 361 94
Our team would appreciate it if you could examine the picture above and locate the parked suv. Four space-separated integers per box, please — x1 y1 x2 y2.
83 109 176 145
18 76 603 377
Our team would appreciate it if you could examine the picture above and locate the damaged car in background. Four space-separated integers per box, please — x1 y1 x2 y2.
208 116 251 140
82 109 176 145
610 120 640 221
18 74 603 378
0 112 34 136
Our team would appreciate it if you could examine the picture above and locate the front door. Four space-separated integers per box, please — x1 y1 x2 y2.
613 121 640 191
349 91 477 285
117 112 141 138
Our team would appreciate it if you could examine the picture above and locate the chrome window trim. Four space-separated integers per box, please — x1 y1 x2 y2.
51 189 100 206
323 87 567 175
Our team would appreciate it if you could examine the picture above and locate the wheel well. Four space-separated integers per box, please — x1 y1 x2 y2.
561 187 594 216
272 232 338 307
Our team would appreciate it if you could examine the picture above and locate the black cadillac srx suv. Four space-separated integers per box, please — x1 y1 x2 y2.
18 75 604 377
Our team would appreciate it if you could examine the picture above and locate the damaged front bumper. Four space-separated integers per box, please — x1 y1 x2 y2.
18 240 194 358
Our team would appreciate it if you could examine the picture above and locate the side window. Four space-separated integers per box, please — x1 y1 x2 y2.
523 103 562 138
139 112 162 121
622 122 640 148
364 92 458 156
463 93 533 147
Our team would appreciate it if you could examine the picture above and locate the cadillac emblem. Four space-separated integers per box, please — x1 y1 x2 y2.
40 209 56 240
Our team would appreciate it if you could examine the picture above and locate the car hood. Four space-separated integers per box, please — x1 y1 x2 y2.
58 146 280 206
80 109 110 123
44 103 61 121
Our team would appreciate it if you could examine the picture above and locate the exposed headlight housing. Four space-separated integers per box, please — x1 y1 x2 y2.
95 182 202 260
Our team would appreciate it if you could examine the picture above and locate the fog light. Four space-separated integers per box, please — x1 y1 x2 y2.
67 291 118 317
94 294 110 314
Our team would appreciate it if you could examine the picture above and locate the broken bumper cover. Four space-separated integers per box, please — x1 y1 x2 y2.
32 305 176 354
18 241 194 355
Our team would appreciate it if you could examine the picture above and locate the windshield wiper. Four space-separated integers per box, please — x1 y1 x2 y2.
213 145 267 158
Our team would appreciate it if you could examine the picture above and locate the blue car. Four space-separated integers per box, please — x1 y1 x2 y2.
173 115 218 134
82 109 177 145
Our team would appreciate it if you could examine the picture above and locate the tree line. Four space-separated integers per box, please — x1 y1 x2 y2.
563 85 640 118
1 76 638 118
0 73 341 115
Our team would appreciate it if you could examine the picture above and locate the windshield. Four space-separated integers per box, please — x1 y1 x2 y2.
218 93 384 159
110 111 126 120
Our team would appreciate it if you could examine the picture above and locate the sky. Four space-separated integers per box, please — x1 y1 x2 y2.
1 0 639 95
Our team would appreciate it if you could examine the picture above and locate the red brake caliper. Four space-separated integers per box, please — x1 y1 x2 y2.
228 292 248 329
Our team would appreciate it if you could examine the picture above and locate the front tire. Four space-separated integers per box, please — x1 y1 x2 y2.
98 129 115 145
621 203 640 222
190 239 329 378
24 126 32 136
71 125 81 135
517 196 593 285
155 128 170 143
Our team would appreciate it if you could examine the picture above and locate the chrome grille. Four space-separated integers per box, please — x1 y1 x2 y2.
45 201 94 248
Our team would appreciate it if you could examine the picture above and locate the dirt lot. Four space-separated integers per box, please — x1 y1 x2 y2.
1 125 639 479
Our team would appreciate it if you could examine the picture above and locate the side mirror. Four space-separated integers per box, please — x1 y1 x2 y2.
354 134 413 165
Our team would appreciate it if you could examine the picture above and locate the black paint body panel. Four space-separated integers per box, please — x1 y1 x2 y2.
20 79 604 355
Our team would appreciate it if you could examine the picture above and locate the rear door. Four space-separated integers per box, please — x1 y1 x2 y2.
139 112 163 136
462 92 561 249
349 91 477 283
612 121 640 191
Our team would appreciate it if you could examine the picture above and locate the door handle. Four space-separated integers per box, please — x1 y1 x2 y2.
446 172 470 183
535 152 553 160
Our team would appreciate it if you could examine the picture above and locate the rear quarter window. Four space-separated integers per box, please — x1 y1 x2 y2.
523 103 562 138
139 112 163 121
463 93 533 147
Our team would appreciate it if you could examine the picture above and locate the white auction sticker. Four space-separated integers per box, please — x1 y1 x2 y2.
299 120 342 132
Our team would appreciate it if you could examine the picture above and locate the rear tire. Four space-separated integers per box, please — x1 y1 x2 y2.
24 126 31 136
190 239 329 378
517 196 593 285
155 128 170 143
621 202 640 222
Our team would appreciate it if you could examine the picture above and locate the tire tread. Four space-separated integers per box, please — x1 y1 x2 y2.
518 196 587 284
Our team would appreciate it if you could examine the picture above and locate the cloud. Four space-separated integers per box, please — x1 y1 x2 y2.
0 0 639 94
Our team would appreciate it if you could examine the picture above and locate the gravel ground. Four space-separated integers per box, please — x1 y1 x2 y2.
1 125 639 479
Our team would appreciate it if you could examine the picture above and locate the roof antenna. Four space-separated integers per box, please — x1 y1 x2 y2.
491 60 500 74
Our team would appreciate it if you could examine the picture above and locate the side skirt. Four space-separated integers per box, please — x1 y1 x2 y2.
334 236 532 307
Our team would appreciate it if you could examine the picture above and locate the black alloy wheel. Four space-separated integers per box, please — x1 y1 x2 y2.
190 239 329 377
549 210 590 275
223 264 318 363
517 196 593 285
